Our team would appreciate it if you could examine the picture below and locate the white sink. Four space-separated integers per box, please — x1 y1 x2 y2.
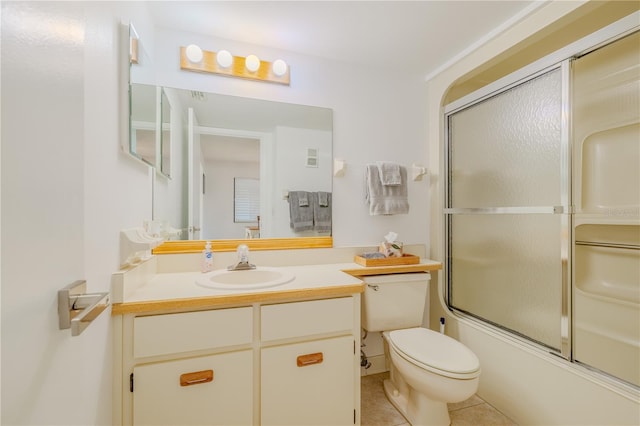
196 267 295 290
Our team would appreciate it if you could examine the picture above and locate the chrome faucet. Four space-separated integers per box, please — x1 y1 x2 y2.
227 244 256 271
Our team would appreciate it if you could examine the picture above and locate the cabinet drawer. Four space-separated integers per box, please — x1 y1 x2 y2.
133 350 253 425
261 336 355 425
134 307 252 358
261 297 353 342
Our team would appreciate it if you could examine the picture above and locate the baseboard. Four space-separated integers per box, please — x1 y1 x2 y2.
361 354 387 376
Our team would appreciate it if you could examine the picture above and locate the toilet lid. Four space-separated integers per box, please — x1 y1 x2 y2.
389 328 480 377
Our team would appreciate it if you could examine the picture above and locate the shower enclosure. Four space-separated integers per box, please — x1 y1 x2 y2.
444 28 639 388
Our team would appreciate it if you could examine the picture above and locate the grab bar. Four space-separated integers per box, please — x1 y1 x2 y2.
575 240 640 250
58 280 110 336
444 206 569 214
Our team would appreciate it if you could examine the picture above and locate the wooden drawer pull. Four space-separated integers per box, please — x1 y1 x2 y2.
297 352 323 367
180 369 214 386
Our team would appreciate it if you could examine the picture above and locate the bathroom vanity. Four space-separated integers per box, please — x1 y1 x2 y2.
111 252 442 425
112 260 362 426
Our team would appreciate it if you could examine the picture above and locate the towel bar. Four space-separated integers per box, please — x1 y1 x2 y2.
58 280 109 336
330 159 427 181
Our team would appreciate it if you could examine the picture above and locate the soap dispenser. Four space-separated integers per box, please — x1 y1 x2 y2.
202 241 214 273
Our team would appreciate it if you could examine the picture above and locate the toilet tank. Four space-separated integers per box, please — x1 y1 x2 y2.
361 273 430 332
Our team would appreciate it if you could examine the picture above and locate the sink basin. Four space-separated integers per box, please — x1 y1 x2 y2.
196 267 295 290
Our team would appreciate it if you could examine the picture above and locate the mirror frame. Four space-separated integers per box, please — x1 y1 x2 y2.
159 87 171 178
153 236 333 254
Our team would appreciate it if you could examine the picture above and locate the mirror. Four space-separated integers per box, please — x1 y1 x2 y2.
129 84 172 178
160 88 171 177
129 84 158 167
131 84 333 243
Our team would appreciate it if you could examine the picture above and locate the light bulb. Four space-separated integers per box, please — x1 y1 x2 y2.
272 59 287 76
216 50 233 68
185 44 203 63
245 54 260 72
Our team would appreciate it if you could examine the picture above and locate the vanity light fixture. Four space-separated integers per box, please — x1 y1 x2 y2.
180 45 290 85
216 49 233 68
130 37 139 64
129 24 140 64
245 54 261 72
185 44 204 63
272 59 288 77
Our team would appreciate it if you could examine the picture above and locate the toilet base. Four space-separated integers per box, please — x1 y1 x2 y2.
383 379 409 421
383 379 451 426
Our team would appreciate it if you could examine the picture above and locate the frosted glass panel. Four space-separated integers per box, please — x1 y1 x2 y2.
449 69 562 208
449 214 563 350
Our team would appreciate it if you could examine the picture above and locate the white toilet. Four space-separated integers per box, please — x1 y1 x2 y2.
361 273 481 426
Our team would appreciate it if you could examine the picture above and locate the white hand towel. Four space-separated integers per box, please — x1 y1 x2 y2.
365 164 409 215
376 161 402 186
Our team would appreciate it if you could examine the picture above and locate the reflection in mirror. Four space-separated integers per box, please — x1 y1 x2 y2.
124 21 333 252
234 177 261 238
129 84 158 166
131 85 333 241
160 88 171 177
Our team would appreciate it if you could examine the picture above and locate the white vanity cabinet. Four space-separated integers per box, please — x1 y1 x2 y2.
261 336 355 425
133 350 253 426
113 295 361 426
124 307 254 425
260 298 357 426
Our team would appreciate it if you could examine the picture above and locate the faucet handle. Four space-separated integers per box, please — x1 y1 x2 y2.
237 244 249 262
227 244 255 270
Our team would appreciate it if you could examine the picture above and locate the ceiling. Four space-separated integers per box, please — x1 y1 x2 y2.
147 1 539 77
149 1 541 164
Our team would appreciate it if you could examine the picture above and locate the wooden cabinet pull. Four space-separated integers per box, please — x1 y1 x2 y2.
180 369 214 386
297 352 323 367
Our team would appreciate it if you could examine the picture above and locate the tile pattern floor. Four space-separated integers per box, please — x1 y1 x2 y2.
361 372 517 426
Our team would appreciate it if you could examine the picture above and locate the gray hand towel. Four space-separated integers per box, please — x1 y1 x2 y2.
376 161 402 185
288 191 314 232
298 192 309 206
318 191 329 207
365 164 409 215
313 192 332 232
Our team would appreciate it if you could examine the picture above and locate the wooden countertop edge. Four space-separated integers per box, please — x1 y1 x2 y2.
342 262 442 276
111 261 443 316
111 282 365 316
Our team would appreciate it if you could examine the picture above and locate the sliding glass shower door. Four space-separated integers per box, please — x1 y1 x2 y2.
444 27 639 387
445 67 570 355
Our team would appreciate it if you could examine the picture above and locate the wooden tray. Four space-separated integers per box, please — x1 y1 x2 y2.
354 253 420 267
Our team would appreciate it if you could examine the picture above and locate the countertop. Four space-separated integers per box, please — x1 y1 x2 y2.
111 259 442 315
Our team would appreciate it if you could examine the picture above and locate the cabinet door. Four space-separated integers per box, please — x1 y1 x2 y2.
261 336 355 426
133 350 252 425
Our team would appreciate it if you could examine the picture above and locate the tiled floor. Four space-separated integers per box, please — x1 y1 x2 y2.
361 372 517 426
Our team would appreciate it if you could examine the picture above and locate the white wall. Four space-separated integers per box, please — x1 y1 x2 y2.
2 2 154 424
152 27 430 248
427 2 640 425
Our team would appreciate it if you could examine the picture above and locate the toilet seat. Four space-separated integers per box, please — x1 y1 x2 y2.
387 328 481 380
